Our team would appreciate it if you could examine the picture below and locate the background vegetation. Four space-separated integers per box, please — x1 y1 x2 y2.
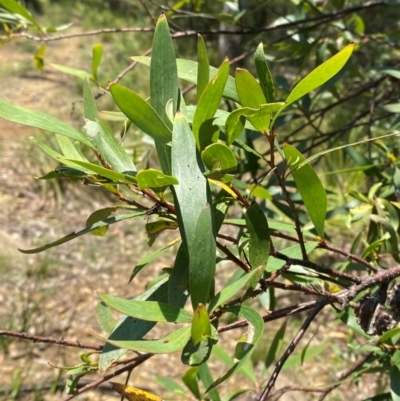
0 0 400 400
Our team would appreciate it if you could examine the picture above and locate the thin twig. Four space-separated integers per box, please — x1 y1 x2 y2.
0 330 102 350
259 299 328 401
61 353 152 401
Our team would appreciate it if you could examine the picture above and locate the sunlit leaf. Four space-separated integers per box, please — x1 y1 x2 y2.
192 303 212 345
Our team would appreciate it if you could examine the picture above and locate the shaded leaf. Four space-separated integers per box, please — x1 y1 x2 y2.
34 44 46 73
265 321 286 369
86 208 113 236
182 367 201 400
202 143 237 178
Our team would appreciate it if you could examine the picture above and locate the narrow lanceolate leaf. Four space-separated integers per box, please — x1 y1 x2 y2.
171 112 211 262
99 278 168 373
235 69 269 132
0 0 42 31
272 43 354 126
190 204 216 309
193 59 230 150
254 42 275 103
283 144 327 238
392 366 400 401
265 321 286 369
0 98 93 148
56 135 87 161
110 83 172 143
92 43 103 81
207 306 264 391
150 14 178 174
107 325 191 354
51 63 93 80
83 80 97 121
244 202 270 268
19 212 145 254
197 34 210 102
208 267 263 313
84 119 136 174
137 169 178 190
97 295 193 323
192 304 212 345
168 244 190 307
131 56 239 102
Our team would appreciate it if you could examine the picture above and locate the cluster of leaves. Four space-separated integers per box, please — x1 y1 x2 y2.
1 0 400 400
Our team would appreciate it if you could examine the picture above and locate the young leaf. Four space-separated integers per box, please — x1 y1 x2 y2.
254 42 275 103
283 144 327 238
107 325 191 354
34 44 46 73
272 43 354 126
193 58 230 150
137 169 178 191
192 304 212 345
0 98 93 148
19 212 145 254
202 143 237 178
92 43 103 81
235 69 269 131
131 56 239 102
110 83 173 143
197 34 209 102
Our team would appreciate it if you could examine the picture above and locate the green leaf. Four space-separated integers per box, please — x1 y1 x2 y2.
137 168 178 191
254 42 275 103
95 302 116 334
99 278 168 373
190 204 216 309
272 43 354 126
283 144 327 238
208 267 263 313
182 334 216 367
56 135 88 162
202 143 237 178
265 321 286 369
131 56 239 102
168 244 190 308
0 0 42 30
154 376 185 395
244 202 270 268
235 69 269 131
391 366 400 401
266 242 319 272
130 239 179 282
83 80 97 121
199 363 221 401
86 208 113 236
171 111 213 307
0 98 93 148
97 295 193 323
150 14 178 174
193 58 230 150
83 119 137 174
110 83 173 143
64 159 137 184
225 103 284 145
107 325 191 354
92 43 103 81
282 343 329 370
182 367 201 400
207 305 264 391
192 303 212 345
34 44 46 73
19 212 145 254
51 63 93 80
197 34 209 102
